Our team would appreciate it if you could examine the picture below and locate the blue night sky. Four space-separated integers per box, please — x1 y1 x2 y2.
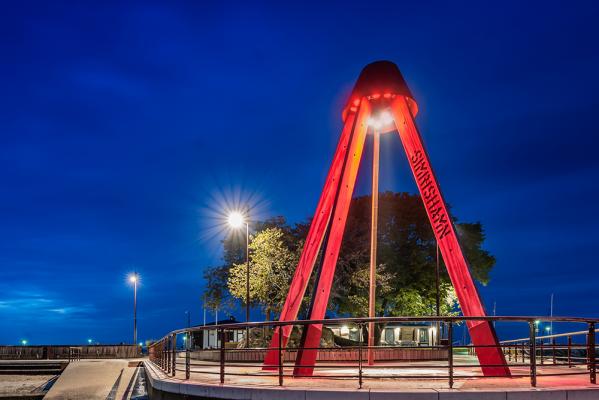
1 1 598 345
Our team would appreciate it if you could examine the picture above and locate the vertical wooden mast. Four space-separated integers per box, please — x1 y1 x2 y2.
368 128 380 366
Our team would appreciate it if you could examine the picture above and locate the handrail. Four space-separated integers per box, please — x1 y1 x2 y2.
148 316 598 389
157 316 599 339
502 328 599 344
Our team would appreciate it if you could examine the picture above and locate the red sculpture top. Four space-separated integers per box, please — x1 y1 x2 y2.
342 60 419 123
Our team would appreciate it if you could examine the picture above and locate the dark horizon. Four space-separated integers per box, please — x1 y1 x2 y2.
1 1 598 345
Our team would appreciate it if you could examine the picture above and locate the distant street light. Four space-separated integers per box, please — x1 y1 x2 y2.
21 339 27 346
87 339 93 345
228 210 250 348
128 272 139 345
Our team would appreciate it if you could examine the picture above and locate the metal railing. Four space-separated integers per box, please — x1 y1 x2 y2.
68 347 82 362
148 316 598 388
0 345 141 360
500 325 599 380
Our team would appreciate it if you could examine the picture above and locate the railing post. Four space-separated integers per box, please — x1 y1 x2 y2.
172 334 176 377
587 333 590 371
529 321 537 387
278 324 283 386
540 340 544 365
185 331 190 380
166 338 171 374
552 338 556 365
358 323 363 389
568 335 572 368
519 342 522 363
448 321 453 389
589 322 596 384
219 328 225 384
508 345 511 362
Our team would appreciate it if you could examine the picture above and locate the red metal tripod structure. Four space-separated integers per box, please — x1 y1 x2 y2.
263 61 510 377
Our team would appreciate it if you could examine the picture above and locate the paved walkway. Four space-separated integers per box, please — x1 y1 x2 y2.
144 354 599 399
44 359 144 400
168 354 596 390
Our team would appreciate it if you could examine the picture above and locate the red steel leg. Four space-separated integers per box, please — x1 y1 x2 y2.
262 111 359 369
390 96 510 377
293 101 371 376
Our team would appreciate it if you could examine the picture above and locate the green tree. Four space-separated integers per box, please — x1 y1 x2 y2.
227 227 299 320
333 192 494 318
203 192 495 325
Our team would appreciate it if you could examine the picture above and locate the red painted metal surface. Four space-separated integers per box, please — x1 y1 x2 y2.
293 101 371 376
389 96 510 377
264 61 509 378
262 112 358 369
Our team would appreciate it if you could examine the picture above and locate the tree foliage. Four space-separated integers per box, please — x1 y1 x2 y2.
227 227 299 320
202 192 495 320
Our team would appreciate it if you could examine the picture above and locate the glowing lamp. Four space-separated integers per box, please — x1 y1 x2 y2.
228 211 245 229
367 111 394 131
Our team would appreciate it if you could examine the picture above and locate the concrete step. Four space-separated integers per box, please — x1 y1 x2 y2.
0 361 67 375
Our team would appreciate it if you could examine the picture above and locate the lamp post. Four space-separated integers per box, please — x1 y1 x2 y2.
435 242 440 344
550 293 554 337
365 112 393 365
128 273 139 345
368 127 380 366
228 211 250 347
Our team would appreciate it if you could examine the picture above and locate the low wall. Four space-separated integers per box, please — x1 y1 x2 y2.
192 347 448 362
0 345 141 360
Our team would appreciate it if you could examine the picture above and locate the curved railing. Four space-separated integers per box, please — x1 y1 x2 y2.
148 316 598 388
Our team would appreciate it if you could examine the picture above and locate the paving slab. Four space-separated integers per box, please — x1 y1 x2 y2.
44 359 142 400
370 389 439 400
144 359 599 400
505 390 567 400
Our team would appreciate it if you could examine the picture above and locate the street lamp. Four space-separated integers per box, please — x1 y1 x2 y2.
21 339 27 346
87 339 93 345
128 272 139 345
228 210 250 347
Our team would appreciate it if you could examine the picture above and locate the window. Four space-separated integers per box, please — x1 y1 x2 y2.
418 329 428 344
384 328 395 344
